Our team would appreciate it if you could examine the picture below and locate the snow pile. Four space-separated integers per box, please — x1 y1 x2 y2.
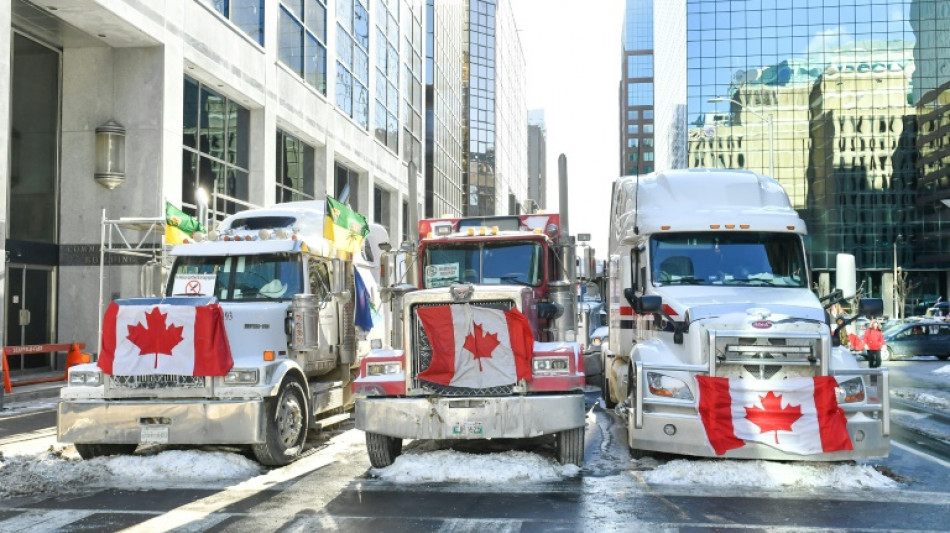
892 388 950 410
0 448 262 499
643 459 898 490
371 450 580 483
933 365 950 375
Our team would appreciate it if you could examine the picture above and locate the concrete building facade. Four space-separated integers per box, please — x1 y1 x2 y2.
5 0 428 370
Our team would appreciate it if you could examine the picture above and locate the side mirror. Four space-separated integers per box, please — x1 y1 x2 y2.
624 288 661 313
858 298 884 317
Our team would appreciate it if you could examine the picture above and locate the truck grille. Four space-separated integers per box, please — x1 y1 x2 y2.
110 374 207 389
713 334 821 380
411 300 516 396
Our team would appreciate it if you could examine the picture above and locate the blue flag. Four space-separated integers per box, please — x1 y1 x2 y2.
354 269 374 331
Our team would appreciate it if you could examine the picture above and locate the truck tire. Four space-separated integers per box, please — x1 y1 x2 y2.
602 369 617 409
365 432 402 468
253 378 309 467
75 443 138 460
556 426 584 466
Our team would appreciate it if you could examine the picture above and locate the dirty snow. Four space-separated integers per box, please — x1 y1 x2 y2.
370 449 580 483
892 388 950 410
0 448 262 499
642 458 898 489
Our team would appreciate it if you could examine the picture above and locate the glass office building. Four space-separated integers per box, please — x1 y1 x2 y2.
685 0 950 314
620 0 655 176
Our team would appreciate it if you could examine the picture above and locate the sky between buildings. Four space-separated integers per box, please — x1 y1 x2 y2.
511 0 625 255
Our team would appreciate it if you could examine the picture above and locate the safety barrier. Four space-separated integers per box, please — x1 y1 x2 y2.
1 343 89 395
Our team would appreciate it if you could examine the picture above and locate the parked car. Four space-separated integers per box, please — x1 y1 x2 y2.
881 320 950 361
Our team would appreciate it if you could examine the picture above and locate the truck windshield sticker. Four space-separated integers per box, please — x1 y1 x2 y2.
171 273 217 296
426 263 461 287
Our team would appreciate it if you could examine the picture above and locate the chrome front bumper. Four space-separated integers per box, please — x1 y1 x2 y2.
356 394 586 440
57 399 265 445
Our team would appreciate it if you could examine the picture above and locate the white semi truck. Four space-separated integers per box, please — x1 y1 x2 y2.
603 169 889 460
58 201 388 466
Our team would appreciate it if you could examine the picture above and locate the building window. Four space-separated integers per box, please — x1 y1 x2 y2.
337 0 370 129
278 0 328 93
276 130 315 203
334 162 360 208
374 185 392 236
626 82 653 106
182 77 250 216
627 53 653 77
375 0 399 152
403 3 423 166
643 137 654 147
643 152 654 162
643 110 654 119
628 152 639 162
627 138 639 148
201 0 264 44
643 124 654 134
627 124 639 135
627 110 639 120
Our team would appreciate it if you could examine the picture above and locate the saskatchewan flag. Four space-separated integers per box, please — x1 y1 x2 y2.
324 196 369 254
165 201 206 245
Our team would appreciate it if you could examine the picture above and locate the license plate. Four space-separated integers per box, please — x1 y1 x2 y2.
452 421 483 436
140 425 169 444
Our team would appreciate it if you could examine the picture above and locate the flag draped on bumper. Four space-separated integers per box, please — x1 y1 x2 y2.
98 300 233 377
416 304 533 388
696 375 853 456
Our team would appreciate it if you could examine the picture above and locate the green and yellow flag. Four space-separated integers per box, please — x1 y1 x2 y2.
165 201 206 245
324 196 369 254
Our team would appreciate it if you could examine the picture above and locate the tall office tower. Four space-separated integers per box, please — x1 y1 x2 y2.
620 0 687 176
462 0 528 216
683 0 950 312
527 109 547 213
425 0 465 219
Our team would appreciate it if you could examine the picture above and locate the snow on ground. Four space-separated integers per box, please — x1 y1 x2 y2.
642 458 898 490
892 387 950 410
0 448 262 499
933 364 950 375
370 449 580 483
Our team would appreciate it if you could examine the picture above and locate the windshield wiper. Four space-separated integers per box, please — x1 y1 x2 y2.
499 275 532 287
671 276 705 285
731 278 778 286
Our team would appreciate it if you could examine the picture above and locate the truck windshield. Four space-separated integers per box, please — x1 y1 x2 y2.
650 232 806 288
423 241 543 288
167 253 303 301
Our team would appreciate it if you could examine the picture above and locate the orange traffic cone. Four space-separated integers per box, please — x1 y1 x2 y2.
63 343 90 379
2 348 10 394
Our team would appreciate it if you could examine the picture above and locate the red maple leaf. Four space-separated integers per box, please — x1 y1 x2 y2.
462 322 501 371
126 307 185 369
744 391 803 444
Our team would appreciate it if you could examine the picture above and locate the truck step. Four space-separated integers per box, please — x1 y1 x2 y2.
313 411 352 431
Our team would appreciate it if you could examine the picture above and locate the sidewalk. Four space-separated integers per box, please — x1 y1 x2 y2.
0 371 66 409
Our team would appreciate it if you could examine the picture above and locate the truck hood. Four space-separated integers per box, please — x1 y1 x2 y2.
655 286 826 323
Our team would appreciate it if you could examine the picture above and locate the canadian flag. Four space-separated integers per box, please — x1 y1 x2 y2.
98 302 233 377
416 304 533 388
696 376 853 456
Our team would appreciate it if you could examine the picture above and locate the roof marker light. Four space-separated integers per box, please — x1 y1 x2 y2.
740 224 750 229
491 226 499 235
208 230 219 241
709 224 720 229
725 224 736 229
661 225 671 231
787 225 796 230
276 228 290 239
467 227 475 236
259 229 273 240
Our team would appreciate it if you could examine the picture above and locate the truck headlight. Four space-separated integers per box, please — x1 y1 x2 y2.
68 370 101 386
835 377 865 403
533 356 571 375
367 362 402 376
224 368 260 385
647 372 693 400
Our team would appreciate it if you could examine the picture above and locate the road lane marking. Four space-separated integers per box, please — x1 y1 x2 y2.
892 439 950 469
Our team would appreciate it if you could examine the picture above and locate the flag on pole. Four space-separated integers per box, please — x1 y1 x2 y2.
416 304 533 388
324 196 369 254
696 375 853 456
165 201 206 245
99 301 233 376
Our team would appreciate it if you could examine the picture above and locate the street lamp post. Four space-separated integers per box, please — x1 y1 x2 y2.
708 96 774 179
893 234 903 319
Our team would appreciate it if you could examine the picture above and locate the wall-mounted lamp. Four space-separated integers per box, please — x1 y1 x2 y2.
94 120 126 189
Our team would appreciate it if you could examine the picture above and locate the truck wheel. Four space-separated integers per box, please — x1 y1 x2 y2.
602 369 617 409
556 426 584 467
75 443 138 460
365 432 402 468
253 378 309 467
